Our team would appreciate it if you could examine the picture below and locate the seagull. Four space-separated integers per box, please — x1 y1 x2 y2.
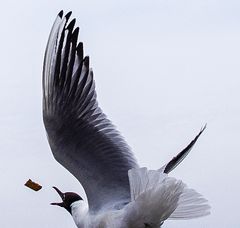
42 11 210 228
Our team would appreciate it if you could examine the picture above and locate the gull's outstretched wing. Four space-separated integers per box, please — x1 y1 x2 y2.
42 11 138 212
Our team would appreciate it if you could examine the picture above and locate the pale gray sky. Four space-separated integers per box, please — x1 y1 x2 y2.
0 0 240 227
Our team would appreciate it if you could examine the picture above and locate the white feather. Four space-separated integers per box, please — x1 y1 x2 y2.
126 167 210 227
169 187 211 219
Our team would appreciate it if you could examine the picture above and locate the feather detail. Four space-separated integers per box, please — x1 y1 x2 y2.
127 167 210 227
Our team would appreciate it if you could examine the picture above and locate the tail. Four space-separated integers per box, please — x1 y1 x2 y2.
126 168 210 227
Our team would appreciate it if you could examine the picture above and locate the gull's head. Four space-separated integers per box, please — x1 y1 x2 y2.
51 186 83 214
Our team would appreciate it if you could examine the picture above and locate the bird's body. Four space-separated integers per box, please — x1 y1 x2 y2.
71 201 124 228
42 11 210 228
62 167 208 228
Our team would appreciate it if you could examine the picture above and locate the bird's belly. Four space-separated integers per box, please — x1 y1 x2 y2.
95 211 125 228
75 210 161 228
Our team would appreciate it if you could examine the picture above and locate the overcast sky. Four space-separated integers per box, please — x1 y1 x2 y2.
0 0 239 227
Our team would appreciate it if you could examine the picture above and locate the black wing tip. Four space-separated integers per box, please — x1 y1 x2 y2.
71 28 80 45
84 56 90 66
76 41 84 59
77 41 83 50
73 27 80 36
72 27 79 42
65 11 72 20
201 123 207 133
164 124 207 174
196 123 207 139
67 18 76 30
58 10 64 18
58 11 72 20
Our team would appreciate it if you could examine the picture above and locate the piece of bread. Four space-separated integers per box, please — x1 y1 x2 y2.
25 179 42 191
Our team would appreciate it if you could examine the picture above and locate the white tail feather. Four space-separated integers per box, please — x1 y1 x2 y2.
169 187 211 219
127 168 210 226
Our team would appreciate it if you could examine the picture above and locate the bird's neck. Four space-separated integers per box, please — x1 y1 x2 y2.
70 200 89 228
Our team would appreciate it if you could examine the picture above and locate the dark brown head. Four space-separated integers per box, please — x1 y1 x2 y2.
51 186 83 214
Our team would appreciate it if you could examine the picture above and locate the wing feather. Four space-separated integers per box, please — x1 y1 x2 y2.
164 125 206 174
43 12 138 212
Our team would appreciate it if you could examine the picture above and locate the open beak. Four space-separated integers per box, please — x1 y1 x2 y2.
51 186 65 206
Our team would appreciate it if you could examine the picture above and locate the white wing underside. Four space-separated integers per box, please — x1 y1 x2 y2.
127 168 210 226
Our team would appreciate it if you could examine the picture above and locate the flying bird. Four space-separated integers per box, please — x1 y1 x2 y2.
42 11 210 228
